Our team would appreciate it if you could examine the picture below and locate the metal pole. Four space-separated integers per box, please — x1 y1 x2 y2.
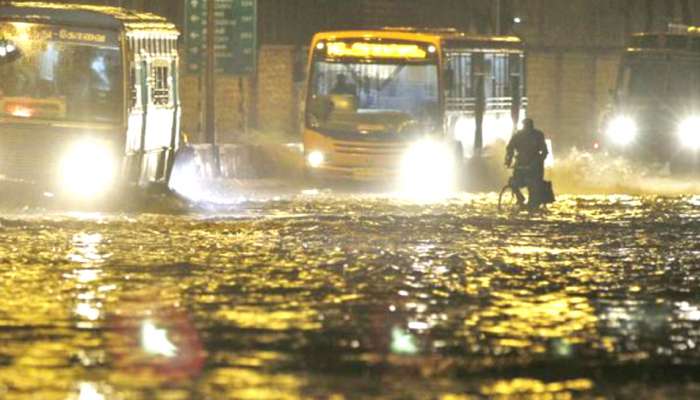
205 0 220 176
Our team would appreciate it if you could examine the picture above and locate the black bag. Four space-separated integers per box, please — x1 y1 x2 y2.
541 180 555 204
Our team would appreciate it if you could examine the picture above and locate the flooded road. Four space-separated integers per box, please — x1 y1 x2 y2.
1 193 700 399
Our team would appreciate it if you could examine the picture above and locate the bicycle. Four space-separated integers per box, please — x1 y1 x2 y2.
498 166 529 213
498 165 554 213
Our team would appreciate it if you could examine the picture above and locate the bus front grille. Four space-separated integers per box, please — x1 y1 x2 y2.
635 113 675 161
333 141 409 157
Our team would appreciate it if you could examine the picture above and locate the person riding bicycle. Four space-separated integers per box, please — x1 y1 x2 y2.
505 118 549 209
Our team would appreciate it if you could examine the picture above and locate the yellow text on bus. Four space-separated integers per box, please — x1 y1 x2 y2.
326 41 428 59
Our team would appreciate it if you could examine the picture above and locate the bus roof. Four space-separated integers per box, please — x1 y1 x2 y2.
627 32 700 55
312 29 523 50
0 1 178 34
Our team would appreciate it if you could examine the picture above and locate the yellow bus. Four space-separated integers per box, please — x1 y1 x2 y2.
0 2 180 199
303 28 526 191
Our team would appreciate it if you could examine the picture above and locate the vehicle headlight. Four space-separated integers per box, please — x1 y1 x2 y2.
605 115 637 146
678 116 700 150
399 139 456 200
60 139 117 198
307 151 325 168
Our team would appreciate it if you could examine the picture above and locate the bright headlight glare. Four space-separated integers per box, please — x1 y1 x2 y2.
307 151 325 168
606 116 637 146
678 116 700 150
399 139 456 200
60 140 116 198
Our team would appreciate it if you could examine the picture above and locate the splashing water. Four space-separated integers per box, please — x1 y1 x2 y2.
487 143 700 196
548 148 700 195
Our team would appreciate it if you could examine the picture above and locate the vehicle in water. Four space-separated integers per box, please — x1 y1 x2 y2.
599 25 700 172
0 2 180 199
303 28 526 192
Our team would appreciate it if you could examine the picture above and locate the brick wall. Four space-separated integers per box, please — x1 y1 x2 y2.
180 74 254 143
526 50 621 148
180 45 300 144
255 46 299 136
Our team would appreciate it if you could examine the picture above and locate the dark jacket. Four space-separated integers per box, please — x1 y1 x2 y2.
505 128 548 170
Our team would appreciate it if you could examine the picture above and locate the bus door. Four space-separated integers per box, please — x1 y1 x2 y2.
125 54 178 185
143 57 178 183
125 55 147 183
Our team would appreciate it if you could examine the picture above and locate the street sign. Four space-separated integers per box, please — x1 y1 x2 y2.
185 0 257 75
226 0 256 76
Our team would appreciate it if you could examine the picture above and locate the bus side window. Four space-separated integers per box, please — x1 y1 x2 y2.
445 53 472 99
508 54 522 96
129 63 137 109
131 59 147 111
444 62 454 94
484 53 509 99
150 61 171 107
472 52 485 96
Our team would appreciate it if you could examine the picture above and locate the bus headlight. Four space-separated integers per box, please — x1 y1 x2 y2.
60 140 117 198
678 116 700 150
399 139 456 199
307 151 325 168
605 115 637 146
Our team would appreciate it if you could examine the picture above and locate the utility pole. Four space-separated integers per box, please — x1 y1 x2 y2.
205 0 220 176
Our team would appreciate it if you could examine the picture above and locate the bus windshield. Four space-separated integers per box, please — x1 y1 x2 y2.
307 60 440 135
622 55 700 99
0 22 122 123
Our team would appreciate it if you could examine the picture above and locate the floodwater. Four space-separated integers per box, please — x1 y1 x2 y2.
1 193 700 399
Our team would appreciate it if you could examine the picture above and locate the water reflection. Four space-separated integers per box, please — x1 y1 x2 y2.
72 382 106 400
462 291 598 357
479 377 594 397
68 232 105 264
390 326 419 355
0 195 699 397
107 288 206 382
68 232 107 330
141 320 179 358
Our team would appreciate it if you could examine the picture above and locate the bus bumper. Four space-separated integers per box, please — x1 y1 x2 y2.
306 163 399 182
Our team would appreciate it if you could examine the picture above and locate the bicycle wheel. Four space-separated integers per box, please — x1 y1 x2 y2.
498 184 519 212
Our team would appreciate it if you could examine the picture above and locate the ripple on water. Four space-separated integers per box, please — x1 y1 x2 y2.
0 194 699 398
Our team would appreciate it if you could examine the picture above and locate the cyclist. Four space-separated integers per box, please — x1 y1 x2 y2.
504 118 548 209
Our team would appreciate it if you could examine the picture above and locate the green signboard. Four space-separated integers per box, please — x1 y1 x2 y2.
185 0 257 75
